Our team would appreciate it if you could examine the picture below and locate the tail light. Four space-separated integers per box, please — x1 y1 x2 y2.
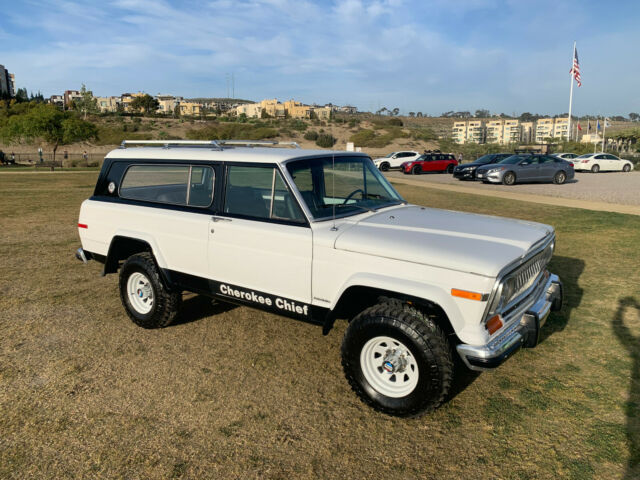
569 162 574 167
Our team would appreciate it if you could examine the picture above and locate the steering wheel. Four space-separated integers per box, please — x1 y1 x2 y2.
343 189 365 204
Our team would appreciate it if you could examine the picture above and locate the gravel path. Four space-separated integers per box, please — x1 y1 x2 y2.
385 170 640 215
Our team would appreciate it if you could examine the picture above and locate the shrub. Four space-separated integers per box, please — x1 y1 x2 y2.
315 133 336 148
304 130 319 141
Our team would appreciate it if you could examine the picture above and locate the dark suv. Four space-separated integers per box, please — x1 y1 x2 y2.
453 153 512 180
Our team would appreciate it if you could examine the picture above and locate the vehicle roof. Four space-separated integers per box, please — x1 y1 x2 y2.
105 146 369 164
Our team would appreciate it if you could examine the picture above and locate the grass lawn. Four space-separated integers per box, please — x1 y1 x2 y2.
0 172 638 479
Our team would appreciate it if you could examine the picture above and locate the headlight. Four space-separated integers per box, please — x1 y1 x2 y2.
487 167 504 174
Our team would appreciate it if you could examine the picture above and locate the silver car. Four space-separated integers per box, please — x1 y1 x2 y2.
475 154 575 185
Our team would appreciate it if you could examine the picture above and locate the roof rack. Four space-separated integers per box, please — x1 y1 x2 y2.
120 140 301 149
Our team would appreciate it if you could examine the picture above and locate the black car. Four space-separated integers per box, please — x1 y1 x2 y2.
452 153 512 180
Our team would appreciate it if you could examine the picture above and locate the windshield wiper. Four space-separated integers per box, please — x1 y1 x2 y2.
331 203 374 213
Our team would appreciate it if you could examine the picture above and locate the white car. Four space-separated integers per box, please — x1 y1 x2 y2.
373 151 420 171
554 153 578 160
573 153 634 173
76 139 562 417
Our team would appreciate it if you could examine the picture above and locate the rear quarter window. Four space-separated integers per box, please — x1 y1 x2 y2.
119 164 214 207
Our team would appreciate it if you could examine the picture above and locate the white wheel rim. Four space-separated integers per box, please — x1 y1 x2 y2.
360 336 419 398
127 272 154 314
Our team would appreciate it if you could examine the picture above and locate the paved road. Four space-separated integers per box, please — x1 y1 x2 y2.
385 169 640 213
386 170 640 205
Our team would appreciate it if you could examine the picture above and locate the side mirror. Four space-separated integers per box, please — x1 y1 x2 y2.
521 161 530 166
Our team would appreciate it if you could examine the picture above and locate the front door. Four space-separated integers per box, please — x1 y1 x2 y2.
516 156 540 181
207 164 312 306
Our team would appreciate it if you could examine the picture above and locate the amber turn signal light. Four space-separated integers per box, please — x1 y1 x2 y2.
451 288 484 301
486 315 503 334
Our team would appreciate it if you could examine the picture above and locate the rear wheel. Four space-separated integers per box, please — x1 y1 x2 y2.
553 170 567 185
591 164 600 173
446 164 454 174
380 162 390 172
119 252 181 328
623 164 631 172
412 165 421 175
341 302 453 417
503 172 516 185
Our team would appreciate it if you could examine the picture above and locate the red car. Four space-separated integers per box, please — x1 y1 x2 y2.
401 153 458 174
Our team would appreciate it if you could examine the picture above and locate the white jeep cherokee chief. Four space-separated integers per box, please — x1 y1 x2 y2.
76 140 563 417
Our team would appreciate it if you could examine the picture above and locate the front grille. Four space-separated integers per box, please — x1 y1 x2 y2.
500 243 553 308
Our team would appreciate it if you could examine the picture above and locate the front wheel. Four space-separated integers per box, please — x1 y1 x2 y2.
591 164 600 173
379 162 390 172
341 302 453 417
411 165 421 175
503 171 516 185
553 170 567 185
446 164 454 174
119 252 181 328
623 164 631 172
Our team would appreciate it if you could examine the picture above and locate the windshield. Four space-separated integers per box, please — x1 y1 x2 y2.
384 152 395 158
286 156 404 220
498 155 526 165
474 154 494 165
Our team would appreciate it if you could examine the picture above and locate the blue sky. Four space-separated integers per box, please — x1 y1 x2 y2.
1 0 639 116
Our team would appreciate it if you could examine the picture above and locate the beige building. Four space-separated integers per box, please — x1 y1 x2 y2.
235 103 262 118
520 122 534 144
503 119 520 144
553 117 569 140
156 95 180 115
485 120 504 144
95 96 120 113
452 121 467 144
312 106 332 120
283 99 311 118
466 120 485 144
120 92 145 112
179 101 201 116
535 118 554 143
580 133 602 144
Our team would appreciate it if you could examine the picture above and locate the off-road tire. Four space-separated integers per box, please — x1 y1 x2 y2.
623 164 631 172
591 164 600 173
412 165 421 175
380 162 390 171
341 301 453 417
119 252 181 328
503 171 516 185
553 170 567 185
446 164 454 174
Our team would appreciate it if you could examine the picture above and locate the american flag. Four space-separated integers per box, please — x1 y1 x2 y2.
570 48 582 87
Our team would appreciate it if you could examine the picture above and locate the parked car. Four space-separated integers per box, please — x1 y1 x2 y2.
373 151 421 171
554 152 578 160
401 153 458 174
572 153 634 173
475 154 575 185
452 153 512 180
75 139 562 416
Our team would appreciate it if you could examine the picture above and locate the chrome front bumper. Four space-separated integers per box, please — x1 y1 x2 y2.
456 273 563 371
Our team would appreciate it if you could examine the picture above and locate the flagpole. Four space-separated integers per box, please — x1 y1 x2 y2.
567 41 576 141
601 117 607 152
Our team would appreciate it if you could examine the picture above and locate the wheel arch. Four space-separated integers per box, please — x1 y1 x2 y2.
329 283 459 341
104 235 164 275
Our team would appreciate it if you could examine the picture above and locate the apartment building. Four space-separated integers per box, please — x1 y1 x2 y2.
120 92 145 112
283 99 311 119
466 120 485 144
520 122 534 144
452 121 467 143
503 119 520 144
485 120 504 144
0 65 15 96
96 96 120 113
553 117 569 140
535 118 554 143
155 95 181 115
313 106 332 120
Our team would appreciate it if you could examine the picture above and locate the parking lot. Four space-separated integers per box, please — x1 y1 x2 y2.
385 169 640 207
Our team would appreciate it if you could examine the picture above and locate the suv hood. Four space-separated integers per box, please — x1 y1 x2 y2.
334 205 552 277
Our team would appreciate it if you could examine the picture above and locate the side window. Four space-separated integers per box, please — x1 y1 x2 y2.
595 155 606 160
606 154 618 160
224 166 305 223
540 156 555 164
120 164 214 207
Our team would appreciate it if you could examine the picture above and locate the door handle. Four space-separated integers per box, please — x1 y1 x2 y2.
211 216 232 222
